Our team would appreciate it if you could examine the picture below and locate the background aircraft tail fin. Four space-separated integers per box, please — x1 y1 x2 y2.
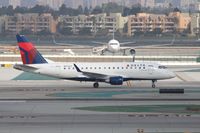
16 34 47 64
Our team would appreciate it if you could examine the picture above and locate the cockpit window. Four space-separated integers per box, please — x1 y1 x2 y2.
158 66 167 69
110 43 118 45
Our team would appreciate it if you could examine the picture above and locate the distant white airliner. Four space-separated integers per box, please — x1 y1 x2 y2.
92 34 176 55
92 38 136 55
14 34 175 88
52 35 136 55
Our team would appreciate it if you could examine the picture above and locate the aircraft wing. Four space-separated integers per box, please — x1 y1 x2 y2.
120 47 132 50
133 43 174 48
52 36 78 46
92 41 107 45
92 42 107 53
134 34 176 48
74 64 111 79
92 46 107 53
120 41 136 45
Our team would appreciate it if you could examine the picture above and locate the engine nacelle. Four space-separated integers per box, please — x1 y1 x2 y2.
130 49 136 55
108 76 123 85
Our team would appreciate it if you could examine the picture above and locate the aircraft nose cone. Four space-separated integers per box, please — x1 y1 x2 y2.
168 71 176 78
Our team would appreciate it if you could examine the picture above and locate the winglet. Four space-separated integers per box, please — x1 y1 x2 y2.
74 64 82 72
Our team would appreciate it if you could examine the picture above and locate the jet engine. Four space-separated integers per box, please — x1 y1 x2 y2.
130 49 136 55
107 76 123 85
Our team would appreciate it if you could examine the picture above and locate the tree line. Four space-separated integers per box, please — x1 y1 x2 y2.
0 2 179 17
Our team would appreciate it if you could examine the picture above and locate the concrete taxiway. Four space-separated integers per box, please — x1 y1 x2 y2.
0 100 199 133
0 80 200 100
0 81 200 133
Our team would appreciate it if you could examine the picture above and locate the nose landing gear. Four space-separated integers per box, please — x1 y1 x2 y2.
152 80 157 88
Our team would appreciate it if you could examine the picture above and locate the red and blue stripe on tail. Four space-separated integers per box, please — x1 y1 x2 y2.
16 34 47 64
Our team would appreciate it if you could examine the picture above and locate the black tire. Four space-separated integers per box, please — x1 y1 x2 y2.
152 84 156 88
152 80 157 88
130 49 135 55
93 82 99 88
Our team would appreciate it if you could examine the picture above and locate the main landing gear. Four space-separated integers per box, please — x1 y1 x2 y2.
101 50 105 55
152 80 157 88
93 82 99 88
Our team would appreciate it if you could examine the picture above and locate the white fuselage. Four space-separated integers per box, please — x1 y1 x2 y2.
107 39 120 53
24 62 175 81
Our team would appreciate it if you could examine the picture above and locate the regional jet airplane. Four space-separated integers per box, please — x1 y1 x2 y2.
14 34 175 88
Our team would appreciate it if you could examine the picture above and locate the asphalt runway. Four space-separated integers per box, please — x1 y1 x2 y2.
0 80 200 133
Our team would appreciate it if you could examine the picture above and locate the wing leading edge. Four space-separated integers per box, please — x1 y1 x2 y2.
74 64 109 79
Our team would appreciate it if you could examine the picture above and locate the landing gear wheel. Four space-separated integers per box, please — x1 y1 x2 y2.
152 84 156 88
152 80 157 88
93 82 99 88
130 49 136 55
101 50 104 55
123 50 126 56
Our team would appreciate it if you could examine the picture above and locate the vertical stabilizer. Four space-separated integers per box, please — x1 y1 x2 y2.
16 34 47 64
